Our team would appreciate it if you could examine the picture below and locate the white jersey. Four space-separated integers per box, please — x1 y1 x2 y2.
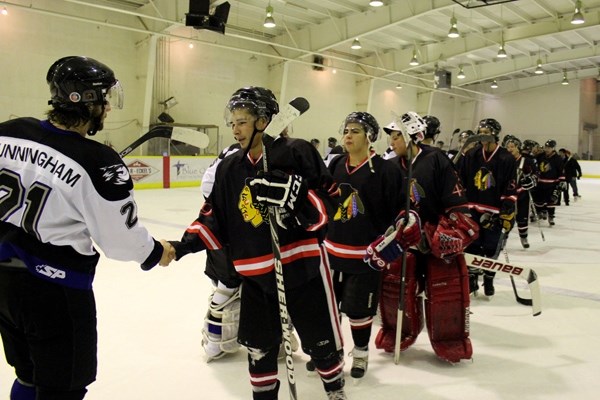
201 144 241 198
0 118 161 289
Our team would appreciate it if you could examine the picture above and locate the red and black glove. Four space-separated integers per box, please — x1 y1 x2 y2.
424 212 479 260
364 210 421 271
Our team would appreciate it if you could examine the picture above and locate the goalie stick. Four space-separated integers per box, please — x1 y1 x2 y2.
119 125 209 158
394 140 413 365
261 97 310 400
464 253 542 316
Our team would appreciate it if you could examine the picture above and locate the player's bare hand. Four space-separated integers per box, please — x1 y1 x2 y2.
159 239 176 267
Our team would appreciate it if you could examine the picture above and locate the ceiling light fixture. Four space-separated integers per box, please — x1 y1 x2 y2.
396 83 403 89
497 45 507 58
369 1 384 7
491 80 498 89
263 3 276 28
1 7 7 16
534 57 544 75
562 69 569 85
448 16 460 38
571 0 585 25
409 49 419 66
457 66 466 79
351 38 362 50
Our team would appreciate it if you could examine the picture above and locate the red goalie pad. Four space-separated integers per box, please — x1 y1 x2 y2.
425 255 472 363
375 253 423 353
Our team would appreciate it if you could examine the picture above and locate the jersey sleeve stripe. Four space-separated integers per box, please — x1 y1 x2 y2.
185 221 221 250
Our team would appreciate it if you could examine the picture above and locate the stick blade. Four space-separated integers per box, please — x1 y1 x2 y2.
171 127 210 149
264 97 311 136
289 97 310 115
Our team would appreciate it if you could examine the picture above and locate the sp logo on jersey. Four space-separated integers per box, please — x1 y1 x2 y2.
100 164 130 185
35 265 66 280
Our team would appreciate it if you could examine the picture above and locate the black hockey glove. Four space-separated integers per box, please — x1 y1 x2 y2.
557 181 568 191
519 174 537 190
498 200 516 232
248 170 308 214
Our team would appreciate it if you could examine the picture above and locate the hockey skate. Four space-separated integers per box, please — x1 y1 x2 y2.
327 389 348 400
548 216 555 226
468 268 481 295
539 210 548 220
483 275 495 296
349 347 369 379
520 237 530 249
305 359 316 376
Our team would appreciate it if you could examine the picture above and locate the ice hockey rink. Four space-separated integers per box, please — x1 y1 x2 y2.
1 179 599 400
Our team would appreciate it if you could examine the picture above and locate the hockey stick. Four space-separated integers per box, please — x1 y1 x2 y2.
119 125 210 157
529 192 545 241
464 253 542 316
394 138 414 364
447 128 460 155
261 97 310 400
452 134 494 165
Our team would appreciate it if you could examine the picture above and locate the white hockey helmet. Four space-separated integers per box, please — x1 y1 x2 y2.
399 111 427 143
383 120 401 135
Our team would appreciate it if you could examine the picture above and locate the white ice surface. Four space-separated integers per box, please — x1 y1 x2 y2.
2 180 600 399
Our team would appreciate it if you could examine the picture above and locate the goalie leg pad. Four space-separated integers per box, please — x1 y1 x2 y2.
425 255 472 363
375 253 423 353
202 285 242 359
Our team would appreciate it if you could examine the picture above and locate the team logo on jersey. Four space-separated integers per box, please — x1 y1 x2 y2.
100 164 130 185
35 265 66 280
408 178 425 205
474 167 496 190
334 183 364 222
238 185 265 227
538 161 551 173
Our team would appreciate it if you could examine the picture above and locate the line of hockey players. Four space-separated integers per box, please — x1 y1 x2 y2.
166 88 577 400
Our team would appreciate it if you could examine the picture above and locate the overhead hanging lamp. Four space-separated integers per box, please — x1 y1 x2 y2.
263 3 276 28
571 0 585 25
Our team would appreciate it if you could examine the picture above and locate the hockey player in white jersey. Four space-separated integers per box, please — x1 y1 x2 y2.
0 56 173 400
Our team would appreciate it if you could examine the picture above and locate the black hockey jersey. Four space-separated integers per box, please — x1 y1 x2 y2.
536 151 564 186
173 134 335 293
324 153 404 274
0 118 162 289
391 145 470 224
515 153 539 197
458 143 517 214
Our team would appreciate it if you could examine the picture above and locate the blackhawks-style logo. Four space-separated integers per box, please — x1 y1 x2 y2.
238 185 268 227
408 178 425 206
538 161 551 173
474 167 496 190
334 184 364 222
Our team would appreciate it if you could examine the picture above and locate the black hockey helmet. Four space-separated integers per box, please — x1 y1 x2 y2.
522 139 539 152
423 115 441 140
502 134 522 149
225 86 279 125
47 56 122 109
459 129 474 141
342 111 380 142
477 118 502 141
544 139 557 148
